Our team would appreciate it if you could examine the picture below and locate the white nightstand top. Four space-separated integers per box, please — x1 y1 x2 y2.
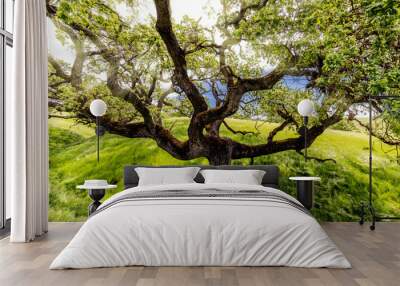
289 177 321 181
77 184 117 190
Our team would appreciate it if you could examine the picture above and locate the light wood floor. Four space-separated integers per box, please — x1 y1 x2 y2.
0 222 399 286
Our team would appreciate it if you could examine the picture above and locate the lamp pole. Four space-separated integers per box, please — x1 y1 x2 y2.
96 116 100 163
368 94 372 214
90 99 107 164
303 116 308 162
359 94 400 230
297 99 315 162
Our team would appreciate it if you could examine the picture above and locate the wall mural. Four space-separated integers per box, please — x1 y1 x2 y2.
46 0 400 221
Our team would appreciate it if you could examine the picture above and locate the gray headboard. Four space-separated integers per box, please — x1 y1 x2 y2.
124 165 280 189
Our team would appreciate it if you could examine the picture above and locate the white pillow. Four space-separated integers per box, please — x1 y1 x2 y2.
200 169 266 185
135 167 201 186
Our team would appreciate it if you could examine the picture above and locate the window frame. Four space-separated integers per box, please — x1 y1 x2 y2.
0 0 14 234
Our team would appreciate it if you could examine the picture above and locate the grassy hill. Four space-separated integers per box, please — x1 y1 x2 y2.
48 117 400 222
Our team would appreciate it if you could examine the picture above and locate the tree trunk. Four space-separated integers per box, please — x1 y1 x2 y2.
206 137 233 165
208 155 232 166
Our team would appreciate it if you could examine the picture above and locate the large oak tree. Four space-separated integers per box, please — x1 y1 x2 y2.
46 0 400 165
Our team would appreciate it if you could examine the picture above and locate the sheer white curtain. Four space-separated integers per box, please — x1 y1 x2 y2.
7 0 49 242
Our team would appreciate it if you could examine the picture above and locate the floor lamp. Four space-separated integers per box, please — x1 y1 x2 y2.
89 99 107 162
359 94 400 230
297 99 316 161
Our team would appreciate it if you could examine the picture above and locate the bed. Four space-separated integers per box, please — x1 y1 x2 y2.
50 165 351 269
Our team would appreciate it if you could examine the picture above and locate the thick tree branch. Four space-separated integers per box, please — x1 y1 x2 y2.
48 98 64 108
147 76 158 101
48 56 70 81
46 0 57 16
231 114 342 159
226 0 269 28
267 120 290 143
277 107 299 128
104 121 198 161
102 121 151 139
154 0 208 114
157 88 175 110
49 19 87 89
70 39 86 88
239 69 285 92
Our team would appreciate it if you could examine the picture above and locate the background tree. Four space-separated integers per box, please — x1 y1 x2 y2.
46 0 400 165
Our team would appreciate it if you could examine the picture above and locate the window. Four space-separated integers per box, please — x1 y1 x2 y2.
1 0 14 233
5 0 14 33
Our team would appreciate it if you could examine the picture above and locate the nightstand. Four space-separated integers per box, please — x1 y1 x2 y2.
77 181 117 215
289 177 321 210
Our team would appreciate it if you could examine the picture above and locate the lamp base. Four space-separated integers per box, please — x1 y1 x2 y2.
88 189 105 215
359 201 400 231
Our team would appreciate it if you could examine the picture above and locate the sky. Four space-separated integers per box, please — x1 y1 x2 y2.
141 0 220 25
48 18 75 63
47 0 308 102
48 0 272 69
48 0 220 63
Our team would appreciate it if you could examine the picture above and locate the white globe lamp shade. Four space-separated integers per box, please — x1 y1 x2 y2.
90 99 107 117
297 99 315 117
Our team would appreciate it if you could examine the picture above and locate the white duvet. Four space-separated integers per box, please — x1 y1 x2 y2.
50 183 351 269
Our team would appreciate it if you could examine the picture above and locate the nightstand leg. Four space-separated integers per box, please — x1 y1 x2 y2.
88 201 102 215
88 189 105 215
296 181 314 210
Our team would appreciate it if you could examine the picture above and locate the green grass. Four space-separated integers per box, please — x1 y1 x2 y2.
49 117 400 222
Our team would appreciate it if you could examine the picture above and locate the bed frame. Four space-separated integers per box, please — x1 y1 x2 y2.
124 165 280 189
